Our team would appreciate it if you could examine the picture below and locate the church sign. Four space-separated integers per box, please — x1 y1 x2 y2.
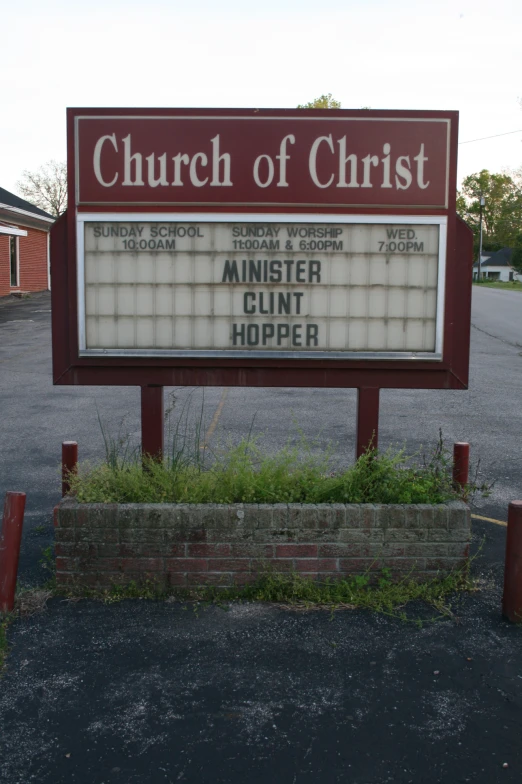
52 108 471 397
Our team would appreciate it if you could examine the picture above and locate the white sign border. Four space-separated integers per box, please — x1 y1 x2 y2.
76 213 447 362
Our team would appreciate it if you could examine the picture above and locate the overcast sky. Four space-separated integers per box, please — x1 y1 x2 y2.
1 0 521 196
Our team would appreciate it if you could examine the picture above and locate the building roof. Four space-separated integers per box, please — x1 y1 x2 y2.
473 248 513 268
0 186 54 220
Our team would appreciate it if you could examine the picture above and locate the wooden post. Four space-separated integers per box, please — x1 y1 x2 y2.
503 501 522 623
453 442 470 489
62 441 78 497
0 492 26 613
356 388 380 459
141 386 164 461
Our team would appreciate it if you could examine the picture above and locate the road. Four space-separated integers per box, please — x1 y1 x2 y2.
0 285 521 583
471 285 522 350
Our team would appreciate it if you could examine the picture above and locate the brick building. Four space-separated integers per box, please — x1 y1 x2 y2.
0 186 54 298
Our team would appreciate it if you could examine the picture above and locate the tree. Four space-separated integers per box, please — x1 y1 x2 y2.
17 160 67 217
297 94 341 109
511 235 522 274
456 169 522 258
503 165 522 189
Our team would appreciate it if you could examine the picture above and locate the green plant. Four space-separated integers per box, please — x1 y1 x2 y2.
67 428 478 506
39 545 56 589
53 561 475 625
96 404 138 470
39 545 54 570
166 388 207 472
103 580 164 603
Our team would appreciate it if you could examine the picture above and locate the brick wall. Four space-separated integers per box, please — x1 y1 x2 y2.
54 501 471 590
0 235 12 297
0 227 48 297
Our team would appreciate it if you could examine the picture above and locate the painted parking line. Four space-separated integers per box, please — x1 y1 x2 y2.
471 513 507 527
201 388 229 449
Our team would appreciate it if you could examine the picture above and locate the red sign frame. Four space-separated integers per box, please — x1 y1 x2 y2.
52 107 472 392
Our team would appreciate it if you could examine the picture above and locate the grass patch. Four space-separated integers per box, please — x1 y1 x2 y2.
67 432 473 506
56 563 475 626
237 567 473 623
473 280 522 292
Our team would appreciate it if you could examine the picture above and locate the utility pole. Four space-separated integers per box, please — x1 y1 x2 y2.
477 193 485 282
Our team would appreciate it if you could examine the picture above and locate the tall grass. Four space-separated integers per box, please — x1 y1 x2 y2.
68 433 463 505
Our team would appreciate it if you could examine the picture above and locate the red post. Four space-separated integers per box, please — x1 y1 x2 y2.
0 492 26 613
356 388 379 459
503 501 522 623
141 386 164 460
62 441 78 497
453 442 470 488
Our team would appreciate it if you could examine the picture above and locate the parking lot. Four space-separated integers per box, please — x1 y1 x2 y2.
0 287 521 782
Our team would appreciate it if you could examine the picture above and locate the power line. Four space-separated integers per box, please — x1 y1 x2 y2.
459 129 522 145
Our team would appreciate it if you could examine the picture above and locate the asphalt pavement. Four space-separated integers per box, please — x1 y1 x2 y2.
1 585 522 784
1 287 522 783
0 287 520 585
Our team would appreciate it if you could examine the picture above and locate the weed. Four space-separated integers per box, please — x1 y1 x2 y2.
96 404 138 470
101 580 165 603
39 545 57 590
67 431 483 506
31 524 48 536
15 587 53 616
39 545 54 571
52 560 476 625
67 404 491 506
168 389 208 472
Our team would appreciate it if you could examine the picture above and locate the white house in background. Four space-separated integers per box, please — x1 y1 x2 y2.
473 247 521 282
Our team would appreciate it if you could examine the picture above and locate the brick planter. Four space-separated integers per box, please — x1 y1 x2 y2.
54 500 471 590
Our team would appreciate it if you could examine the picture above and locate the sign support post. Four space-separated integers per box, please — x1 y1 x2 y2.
141 387 164 461
356 388 380 458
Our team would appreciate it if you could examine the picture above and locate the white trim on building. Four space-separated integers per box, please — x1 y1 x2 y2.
0 225 28 237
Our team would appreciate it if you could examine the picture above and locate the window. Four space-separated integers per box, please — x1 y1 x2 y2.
9 236 18 287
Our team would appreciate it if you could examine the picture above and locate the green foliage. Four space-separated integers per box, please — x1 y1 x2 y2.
31 524 49 536
511 234 522 274
96 405 138 470
297 93 341 109
68 429 470 506
235 566 472 622
473 279 522 291
102 580 161 603
57 564 474 625
457 169 522 258
39 545 56 589
39 545 55 571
